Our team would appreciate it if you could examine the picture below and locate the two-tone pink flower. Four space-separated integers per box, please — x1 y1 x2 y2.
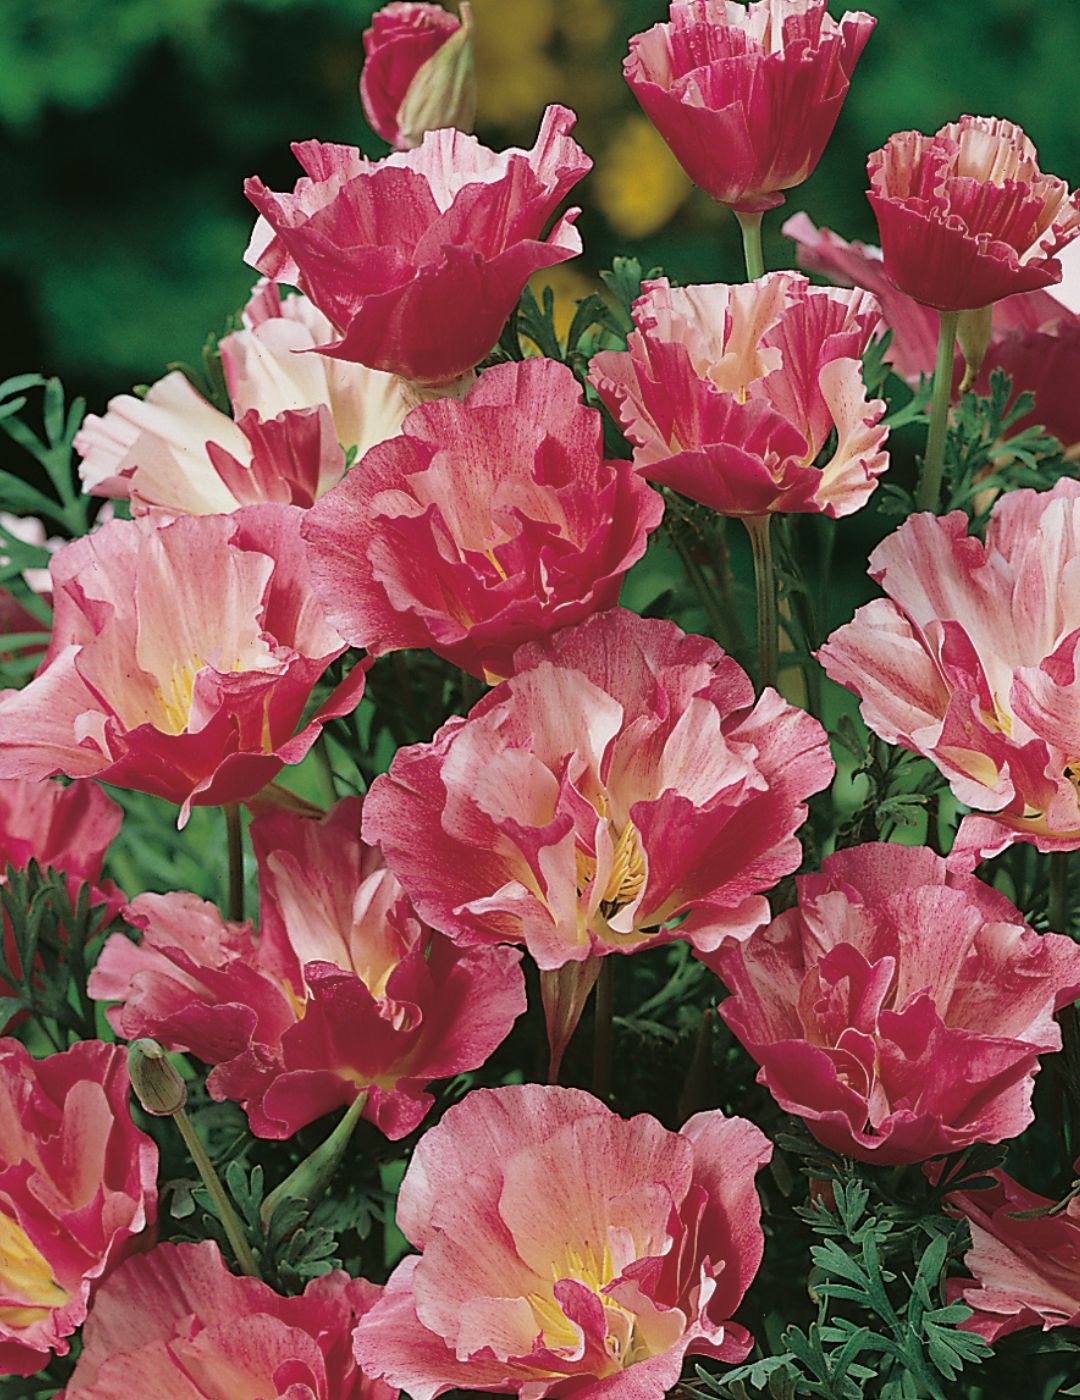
0 507 367 820
90 798 525 1138
819 479 1080 863
715 842 1080 1162
354 1085 772 1399
591 272 888 518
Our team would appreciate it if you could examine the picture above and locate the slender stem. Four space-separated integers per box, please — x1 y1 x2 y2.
591 957 614 1101
734 209 765 281
916 308 961 513
174 1107 261 1277
1050 851 1071 933
671 530 733 650
744 514 778 691
224 804 244 924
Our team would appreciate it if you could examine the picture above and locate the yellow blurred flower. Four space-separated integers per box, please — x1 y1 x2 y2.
595 114 692 239
471 0 559 128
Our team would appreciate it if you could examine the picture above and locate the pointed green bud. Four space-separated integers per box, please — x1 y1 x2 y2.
128 1039 187 1117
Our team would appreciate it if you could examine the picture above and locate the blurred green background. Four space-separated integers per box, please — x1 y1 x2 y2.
3 0 1078 414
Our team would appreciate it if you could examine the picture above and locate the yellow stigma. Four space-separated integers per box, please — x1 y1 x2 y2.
526 1240 643 1370
154 656 203 735
600 821 646 916
0 1212 68 1329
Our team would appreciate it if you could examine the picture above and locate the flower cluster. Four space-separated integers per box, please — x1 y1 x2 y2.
3 1 1080 1397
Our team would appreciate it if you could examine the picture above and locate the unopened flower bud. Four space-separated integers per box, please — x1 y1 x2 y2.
360 2 475 151
958 304 993 393
128 1038 187 1116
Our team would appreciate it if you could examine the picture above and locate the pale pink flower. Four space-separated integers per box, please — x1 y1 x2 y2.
244 106 591 384
590 273 888 518
0 1038 157 1377
353 1084 772 1399
868 116 1080 312
89 798 526 1138
944 1166 1080 1342
818 479 1080 864
62 1240 393 1399
625 0 874 212
0 507 367 822
75 283 407 516
303 358 664 681
715 842 1080 1163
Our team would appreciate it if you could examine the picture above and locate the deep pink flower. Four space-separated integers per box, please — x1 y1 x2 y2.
353 1084 772 1399
75 283 407 516
303 359 664 681
61 1240 393 1399
590 273 888 518
624 0 874 213
362 608 833 972
0 1038 157 1376
818 480 1080 864
867 116 1080 312
944 1167 1080 1342
361 2 474 151
244 106 591 385
784 211 1080 384
0 507 368 822
715 843 1080 1164
89 797 526 1138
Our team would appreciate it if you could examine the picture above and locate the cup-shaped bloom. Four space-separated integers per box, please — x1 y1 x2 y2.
303 359 664 681
714 843 1080 1164
362 608 834 971
361 2 475 151
867 116 1080 313
943 1167 1080 1341
624 0 874 213
0 507 368 822
89 797 526 1138
590 273 888 518
75 283 407 516
353 1084 772 1398
0 1038 157 1376
244 105 591 384
818 479 1080 864
62 1240 393 1399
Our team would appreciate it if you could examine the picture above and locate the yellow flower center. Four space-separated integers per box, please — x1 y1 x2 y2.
154 656 202 734
526 1240 645 1371
0 1212 68 1329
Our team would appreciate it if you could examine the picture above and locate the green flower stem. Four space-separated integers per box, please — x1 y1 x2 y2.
916 308 961 512
1050 850 1071 933
591 957 614 1102
174 1106 261 1278
734 209 765 281
745 514 778 692
224 803 244 923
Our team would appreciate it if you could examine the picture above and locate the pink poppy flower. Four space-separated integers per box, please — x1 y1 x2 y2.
361 2 475 151
353 1084 772 1399
302 358 664 681
61 1240 393 1399
944 1166 1080 1342
244 105 591 385
590 273 888 519
818 479 1080 864
624 0 874 213
0 507 368 823
89 797 525 1138
867 116 1080 313
75 283 407 516
362 609 832 1067
0 1038 157 1377
714 843 1080 1164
